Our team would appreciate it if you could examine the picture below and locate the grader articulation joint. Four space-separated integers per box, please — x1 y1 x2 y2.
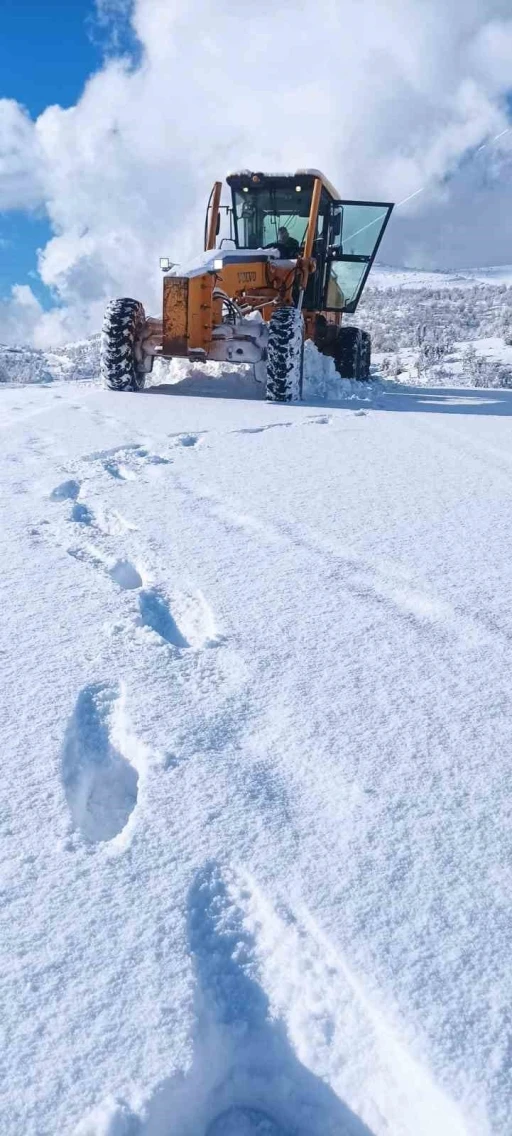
101 170 393 402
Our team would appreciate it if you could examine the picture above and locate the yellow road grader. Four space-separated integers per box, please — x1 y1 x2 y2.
101 170 393 401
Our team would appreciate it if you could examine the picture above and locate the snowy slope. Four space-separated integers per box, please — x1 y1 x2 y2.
1 375 512 1136
0 337 101 386
371 264 512 289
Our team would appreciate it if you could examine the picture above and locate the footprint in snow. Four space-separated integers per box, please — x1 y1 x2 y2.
207 1109 287 1135
138 588 189 648
138 587 220 649
103 459 137 481
85 444 172 479
61 683 140 845
67 547 144 592
173 432 202 447
50 479 81 501
71 502 95 526
306 414 332 425
69 501 133 533
235 423 293 435
171 862 374 1136
109 559 143 590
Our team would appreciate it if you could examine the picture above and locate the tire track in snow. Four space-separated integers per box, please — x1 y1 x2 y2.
400 409 512 484
173 476 502 650
276 519 509 649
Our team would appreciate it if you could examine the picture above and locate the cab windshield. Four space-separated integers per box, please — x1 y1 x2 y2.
232 184 322 250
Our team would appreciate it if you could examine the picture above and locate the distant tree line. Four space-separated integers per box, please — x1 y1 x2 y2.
347 283 512 387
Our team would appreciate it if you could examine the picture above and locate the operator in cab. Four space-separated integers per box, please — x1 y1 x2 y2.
272 226 300 259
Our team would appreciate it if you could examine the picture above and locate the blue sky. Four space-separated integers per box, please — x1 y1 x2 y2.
0 0 138 303
1 0 103 118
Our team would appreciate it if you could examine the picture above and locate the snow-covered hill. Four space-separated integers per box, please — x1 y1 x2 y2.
2 372 512 1135
0 336 101 386
370 264 512 289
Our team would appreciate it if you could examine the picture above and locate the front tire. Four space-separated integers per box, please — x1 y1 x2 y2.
265 306 304 402
101 298 147 391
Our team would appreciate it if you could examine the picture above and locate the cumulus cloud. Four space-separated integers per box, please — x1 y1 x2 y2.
0 285 44 344
0 100 45 211
1 0 512 344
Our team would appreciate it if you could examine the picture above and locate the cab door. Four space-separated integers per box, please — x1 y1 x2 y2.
324 201 393 312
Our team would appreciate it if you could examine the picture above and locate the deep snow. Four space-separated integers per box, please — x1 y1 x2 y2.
2 362 512 1136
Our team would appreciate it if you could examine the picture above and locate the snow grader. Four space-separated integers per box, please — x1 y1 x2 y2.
101 170 393 402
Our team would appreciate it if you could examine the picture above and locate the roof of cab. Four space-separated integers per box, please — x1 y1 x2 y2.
226 169 341 200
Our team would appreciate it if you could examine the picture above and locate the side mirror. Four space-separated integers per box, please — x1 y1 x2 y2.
332 213 342 237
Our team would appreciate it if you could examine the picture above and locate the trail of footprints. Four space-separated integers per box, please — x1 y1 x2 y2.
49 435 219 848
54 414 379 1132
51 413 339 847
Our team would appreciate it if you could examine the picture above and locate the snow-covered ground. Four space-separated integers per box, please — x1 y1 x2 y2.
2 356 512 1135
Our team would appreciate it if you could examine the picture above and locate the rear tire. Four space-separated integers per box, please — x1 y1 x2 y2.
333 325 363 380
265 306 304 402
101 298 147 392
361 330 371 380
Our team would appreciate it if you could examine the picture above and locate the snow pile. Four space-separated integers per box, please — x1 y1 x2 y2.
149 343 372 404
302 340 371 401
0 335 373 403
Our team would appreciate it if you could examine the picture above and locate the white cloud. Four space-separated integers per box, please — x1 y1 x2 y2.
0 285 44 344
1 0 512 344
0 100 44 211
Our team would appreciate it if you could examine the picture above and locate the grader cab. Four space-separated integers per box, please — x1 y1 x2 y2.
101 170 393 402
